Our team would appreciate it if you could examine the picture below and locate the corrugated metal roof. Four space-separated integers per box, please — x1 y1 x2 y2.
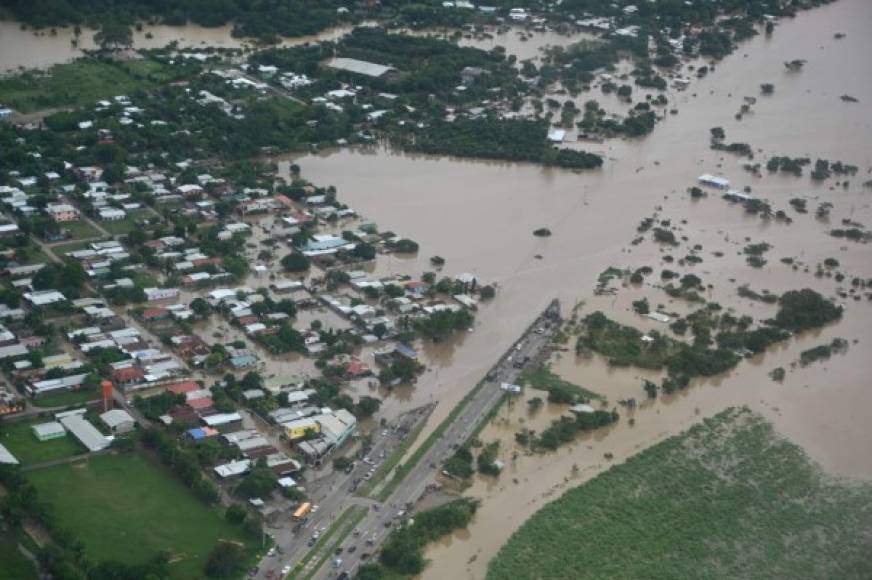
59 415 110 452
326 57 394 78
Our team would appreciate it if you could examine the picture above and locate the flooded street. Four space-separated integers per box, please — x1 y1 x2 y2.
288 0 872 576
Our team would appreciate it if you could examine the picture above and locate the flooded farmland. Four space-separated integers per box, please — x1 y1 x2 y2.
286 0 872 576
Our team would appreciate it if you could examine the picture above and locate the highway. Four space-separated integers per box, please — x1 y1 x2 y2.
253 300 559 579
254 406 432 579
307 300 562 580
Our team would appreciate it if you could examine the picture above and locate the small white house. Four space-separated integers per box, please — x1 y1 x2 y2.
100 409 136 434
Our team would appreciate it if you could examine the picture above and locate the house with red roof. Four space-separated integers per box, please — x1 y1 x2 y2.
111 365 145 386
142 307 171 321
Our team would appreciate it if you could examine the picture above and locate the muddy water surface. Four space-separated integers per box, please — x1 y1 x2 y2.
0 21 362 73
290 0 872 576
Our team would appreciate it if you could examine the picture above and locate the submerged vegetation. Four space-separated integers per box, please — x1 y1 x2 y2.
519 366 602 404
359 498 479 579
576 287 840 396
488 408 872 580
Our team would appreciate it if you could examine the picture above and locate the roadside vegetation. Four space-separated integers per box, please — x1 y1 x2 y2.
357 498 479 579
488 408 872 580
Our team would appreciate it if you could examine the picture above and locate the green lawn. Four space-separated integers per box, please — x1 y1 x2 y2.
49 238 97 256
16 244 52 266
100 209 154 235
0 528 39 580
60 219 103 241
26 452 257 579
487 408 872 580
32 387 100 408
0 418 85 466
0 58 175 113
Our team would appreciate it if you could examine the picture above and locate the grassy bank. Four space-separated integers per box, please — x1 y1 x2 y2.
487 407 872 580
26 452 255 579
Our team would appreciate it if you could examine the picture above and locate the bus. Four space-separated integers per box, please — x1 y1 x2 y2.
292 502 312 520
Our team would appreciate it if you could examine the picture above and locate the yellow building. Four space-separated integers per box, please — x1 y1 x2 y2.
283 418 320 440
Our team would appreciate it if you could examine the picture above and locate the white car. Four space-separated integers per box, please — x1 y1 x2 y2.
311 505 320 513
281 565 291 575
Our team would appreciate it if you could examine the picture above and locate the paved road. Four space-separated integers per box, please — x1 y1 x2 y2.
254 406 433 579
259 300 558 580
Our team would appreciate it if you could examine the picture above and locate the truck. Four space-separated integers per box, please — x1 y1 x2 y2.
292 502 312 520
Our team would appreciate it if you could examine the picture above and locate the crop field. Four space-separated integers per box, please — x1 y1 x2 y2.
487 407 872 580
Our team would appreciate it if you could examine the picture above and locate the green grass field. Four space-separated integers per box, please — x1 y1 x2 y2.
0 59 174 113
487 408 872 580
100 209 154 235
26 452 256 579
49 238 98 256
0 528 39 580
0 418 85 466
60 219 103 241
32 387 100 408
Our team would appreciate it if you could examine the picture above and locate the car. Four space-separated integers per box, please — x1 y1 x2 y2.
311 505 320 513
248 566 259 577
307 538 316 547
360 552 371 560
267 548 276 557
281 565 291 575
347 545 357 554
337 573 350 580
333 558 343 569
384 521 392 528
335 546 344 554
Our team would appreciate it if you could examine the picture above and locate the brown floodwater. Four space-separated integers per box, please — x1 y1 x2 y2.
0 20 363 73
285 0 872 576
2 0 870 574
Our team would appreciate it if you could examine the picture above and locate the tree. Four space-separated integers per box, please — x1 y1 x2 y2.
204 542 244 578
281 252 310 272
353 243 376 261
94 21 133 52
191 298 211 318
354 396 382 418
225 504 247 525
235 463 277 499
